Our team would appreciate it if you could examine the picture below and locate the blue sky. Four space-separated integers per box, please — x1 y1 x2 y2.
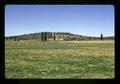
5 5 114 37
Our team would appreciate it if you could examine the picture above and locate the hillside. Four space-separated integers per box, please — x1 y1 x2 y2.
5 32 114 41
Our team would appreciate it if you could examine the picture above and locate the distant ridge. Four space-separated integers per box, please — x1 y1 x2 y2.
5 32 114 41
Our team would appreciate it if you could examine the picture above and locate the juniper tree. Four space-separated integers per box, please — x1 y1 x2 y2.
41 32 47 41
44 32 47 41
53 33 56 40
101 33 103 40
41 32 44 41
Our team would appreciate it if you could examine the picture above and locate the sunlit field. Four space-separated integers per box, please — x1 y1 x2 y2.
5 40 114 79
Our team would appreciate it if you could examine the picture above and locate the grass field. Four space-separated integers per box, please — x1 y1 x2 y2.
5 40 114 79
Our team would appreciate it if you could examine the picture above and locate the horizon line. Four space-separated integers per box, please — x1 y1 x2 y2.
5 31 114 37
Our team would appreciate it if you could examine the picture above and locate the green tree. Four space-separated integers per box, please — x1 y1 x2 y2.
41 32 47 41
53 33 56 40
41 32 44 41
101 33 103 40
45 32 47 41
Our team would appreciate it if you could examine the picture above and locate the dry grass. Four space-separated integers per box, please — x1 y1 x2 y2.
5 40 114 79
